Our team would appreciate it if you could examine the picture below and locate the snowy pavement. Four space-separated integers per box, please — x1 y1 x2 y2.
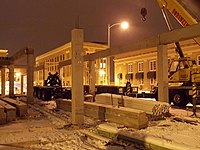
0 100 200 149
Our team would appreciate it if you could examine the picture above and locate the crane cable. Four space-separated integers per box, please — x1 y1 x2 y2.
141 0 148 21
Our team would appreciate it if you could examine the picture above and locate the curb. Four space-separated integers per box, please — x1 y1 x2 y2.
96 124 200 150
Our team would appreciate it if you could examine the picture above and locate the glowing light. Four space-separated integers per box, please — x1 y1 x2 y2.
99 70 106 77
120 21 129 29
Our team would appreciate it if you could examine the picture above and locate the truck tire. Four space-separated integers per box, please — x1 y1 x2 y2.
170 90 188 107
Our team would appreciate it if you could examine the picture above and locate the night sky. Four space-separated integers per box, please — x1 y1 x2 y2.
0 0 184 57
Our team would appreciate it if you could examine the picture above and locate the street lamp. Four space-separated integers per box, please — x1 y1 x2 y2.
107 21 129 85
107 21 129 48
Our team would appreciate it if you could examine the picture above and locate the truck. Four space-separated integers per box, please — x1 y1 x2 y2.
33 72 137 101
152 0 200 106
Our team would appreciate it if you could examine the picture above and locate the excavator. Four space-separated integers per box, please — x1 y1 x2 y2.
143 0 200 106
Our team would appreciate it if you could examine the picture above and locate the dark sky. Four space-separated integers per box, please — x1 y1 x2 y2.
0 0 182 57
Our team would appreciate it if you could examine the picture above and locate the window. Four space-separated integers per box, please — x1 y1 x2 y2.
127 64 133 73
100 58 106 69
197 55 200 66
138 62 143 72
149 60 156 71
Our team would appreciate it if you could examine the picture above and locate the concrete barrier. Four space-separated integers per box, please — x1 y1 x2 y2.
0 100 16 122
56 99 148 129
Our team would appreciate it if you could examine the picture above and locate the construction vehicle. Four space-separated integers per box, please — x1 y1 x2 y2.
33 72 71 101
33 72 135 100
151 0 200 106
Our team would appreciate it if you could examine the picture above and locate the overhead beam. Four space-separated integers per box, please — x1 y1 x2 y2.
11 46 34 62
59 23 200 66
85 23 200 61
0 57 11 66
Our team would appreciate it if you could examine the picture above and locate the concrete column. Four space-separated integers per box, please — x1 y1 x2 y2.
88 61 95 96
96 60 100 84
27 52 34 103
71 28 84 125
157 45 169 103
1 67 6 96
60 67 63 86
21 75 24 94
143 60 149 91
9 64 15 97
106 57 110 85
132 62 137 85
43 63 48 85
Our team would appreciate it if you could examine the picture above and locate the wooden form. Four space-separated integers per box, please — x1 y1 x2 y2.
56 99 148 129
0 100 16 122
0 97 27 117
95 94 170 120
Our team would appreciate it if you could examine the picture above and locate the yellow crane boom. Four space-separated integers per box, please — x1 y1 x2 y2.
156 0 200 45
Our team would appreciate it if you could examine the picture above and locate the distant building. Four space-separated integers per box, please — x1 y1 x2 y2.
34 39 200 92
114 39 200 91
0 49 8 57
34 42 108 86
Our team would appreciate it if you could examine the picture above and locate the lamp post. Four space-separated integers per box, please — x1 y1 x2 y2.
107 21 129 48
107 21 129 85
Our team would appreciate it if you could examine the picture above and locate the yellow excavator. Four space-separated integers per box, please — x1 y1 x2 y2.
147 0 200 106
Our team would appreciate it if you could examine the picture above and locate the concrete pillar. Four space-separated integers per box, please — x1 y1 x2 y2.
21 75 24 94
132 62 137 85
9 64 15 97
96 60 100 85
43 63 48 85
60 67 63 86
88 61 95 96
157 45 169 103
107 57 110 85
1 67 6 96
143 60 149 91
71 28 84 125
27 52 34 103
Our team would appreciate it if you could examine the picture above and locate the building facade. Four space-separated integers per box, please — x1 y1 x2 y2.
34 42 108 86
114 39 200 91
34 39 200 92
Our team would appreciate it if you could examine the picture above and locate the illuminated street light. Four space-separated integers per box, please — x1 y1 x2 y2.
107 21 129 85
107 21 129 48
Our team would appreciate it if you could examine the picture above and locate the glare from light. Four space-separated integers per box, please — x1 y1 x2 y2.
120 21 129 29
15 72 21 77
99 70 106 77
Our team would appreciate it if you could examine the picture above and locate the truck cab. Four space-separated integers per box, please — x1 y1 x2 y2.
168 57 196 84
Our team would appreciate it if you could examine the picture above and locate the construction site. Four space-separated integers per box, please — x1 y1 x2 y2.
0 0 200 149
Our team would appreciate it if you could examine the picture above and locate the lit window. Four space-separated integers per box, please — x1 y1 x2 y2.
127 64 133 73
138 62 144 72
100 58 106 69
149 60 156 71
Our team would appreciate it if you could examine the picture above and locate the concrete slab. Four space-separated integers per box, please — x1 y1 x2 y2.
0 97 27 117
0 100 16 122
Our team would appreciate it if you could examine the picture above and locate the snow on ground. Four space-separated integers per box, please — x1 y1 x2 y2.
0 99 200 149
